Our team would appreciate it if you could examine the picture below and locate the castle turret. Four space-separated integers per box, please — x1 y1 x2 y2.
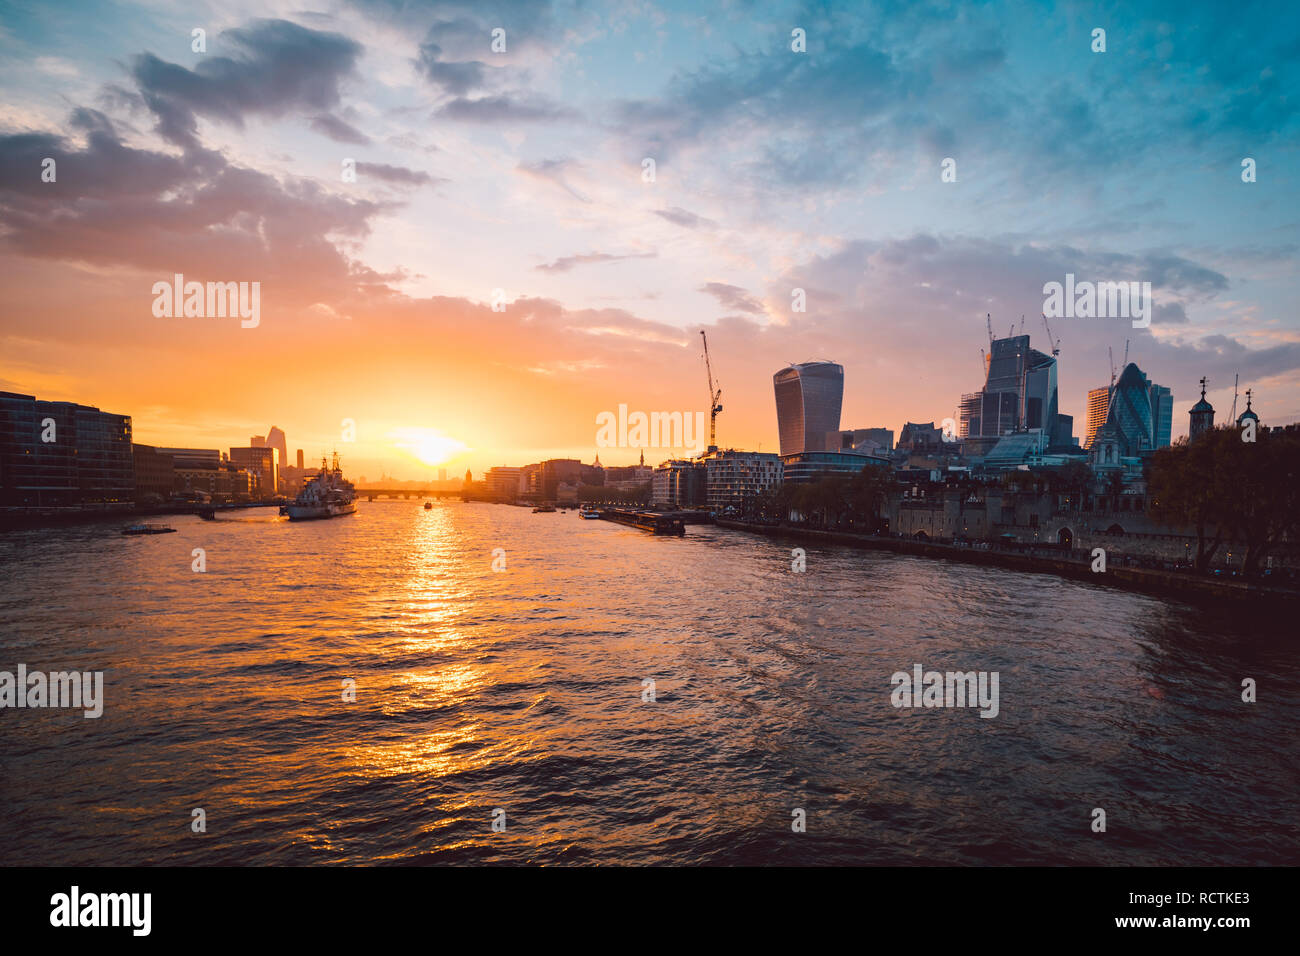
1189 376 1215 441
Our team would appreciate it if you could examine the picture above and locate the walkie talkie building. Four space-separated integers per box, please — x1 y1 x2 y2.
773 362 844 456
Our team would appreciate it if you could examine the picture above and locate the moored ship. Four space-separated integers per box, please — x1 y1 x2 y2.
287 452 357 521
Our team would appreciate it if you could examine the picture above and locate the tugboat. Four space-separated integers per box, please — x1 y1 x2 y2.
287 452 357 521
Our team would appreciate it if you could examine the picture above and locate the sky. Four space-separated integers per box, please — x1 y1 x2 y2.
1 0 1297 479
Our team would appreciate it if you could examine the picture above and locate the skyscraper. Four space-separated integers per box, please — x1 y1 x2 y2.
1104 363 1172 457
959 334 1062 442
1083 387 1110 450
773 362 844 456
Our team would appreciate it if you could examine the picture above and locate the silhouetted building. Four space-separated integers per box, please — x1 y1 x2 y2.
1189 377 1215 441
0 391 133 509
1106 363 1170 457
1236 389 1259 429
132 444 175 502
651 459 705 508
228 446 277 499
829 427 893 454
773 362 844 456
959 333 1068 444
781 450 889 484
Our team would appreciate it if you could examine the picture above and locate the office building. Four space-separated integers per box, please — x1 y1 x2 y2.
780 449 890 484
828 428 893 454
132 444 175 502
703 450 782 509
959 334 1067 444
773 362 844 456
1105 363 1172 457
486 466 525 499
0 391 133 509
1083 387 1110 450
651 459 705 508
228 445 277 499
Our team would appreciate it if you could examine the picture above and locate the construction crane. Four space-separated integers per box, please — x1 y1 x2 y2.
980 346 987 378
1108 346 1116 390
1230 373 1239 421
700 330 722 454
986 313 994 347
1041 314 1060 357
1122 338 1129 371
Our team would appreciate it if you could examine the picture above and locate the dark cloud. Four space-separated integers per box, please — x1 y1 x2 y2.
0 112 391 308
1153 302 1189 325
653 206 716 229
416 40 491 96
536 251 655 273
700 282 765 315
435 95 574 123
310 114 371 145
131 19 363 146
354 162 443 187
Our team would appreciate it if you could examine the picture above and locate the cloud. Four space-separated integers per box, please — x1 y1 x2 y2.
699 281 765 315
310 113 371 145
653 206 716 229
353 162 442 187
131 19 363 146
516 157 587 200
416 40 491 96
435 95 574 123
536 251 656 273
0 111 392 309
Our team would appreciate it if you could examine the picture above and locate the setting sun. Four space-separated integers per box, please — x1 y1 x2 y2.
392 428 469 467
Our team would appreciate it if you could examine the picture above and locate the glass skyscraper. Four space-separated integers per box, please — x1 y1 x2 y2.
1105 363 1172 456
773 362 844 456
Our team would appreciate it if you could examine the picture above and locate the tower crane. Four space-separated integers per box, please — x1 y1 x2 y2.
986 313 993 347
700 330 722 454
1041 314 1060 357
1122 338 1129 371
1108 346 1116 390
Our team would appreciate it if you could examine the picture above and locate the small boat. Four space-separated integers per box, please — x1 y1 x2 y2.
532 504 556 513
198 508 216 521
578 507 601 519
424 501 433 510
122 523 176 535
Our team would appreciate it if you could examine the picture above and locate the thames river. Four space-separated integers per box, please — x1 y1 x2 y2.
1 500 1295 865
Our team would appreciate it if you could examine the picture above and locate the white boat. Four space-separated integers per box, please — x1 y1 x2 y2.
287 452 357 521
578 507 601 519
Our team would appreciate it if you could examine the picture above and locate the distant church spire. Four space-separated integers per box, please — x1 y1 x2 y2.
639 449 645 467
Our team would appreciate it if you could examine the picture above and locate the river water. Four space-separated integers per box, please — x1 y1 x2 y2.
0 500 1295 865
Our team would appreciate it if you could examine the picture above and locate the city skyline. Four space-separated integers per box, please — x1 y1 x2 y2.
3 1 1299 480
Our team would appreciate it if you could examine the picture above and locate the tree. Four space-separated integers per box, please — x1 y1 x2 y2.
1149 427 1300 575
848 464 893 531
